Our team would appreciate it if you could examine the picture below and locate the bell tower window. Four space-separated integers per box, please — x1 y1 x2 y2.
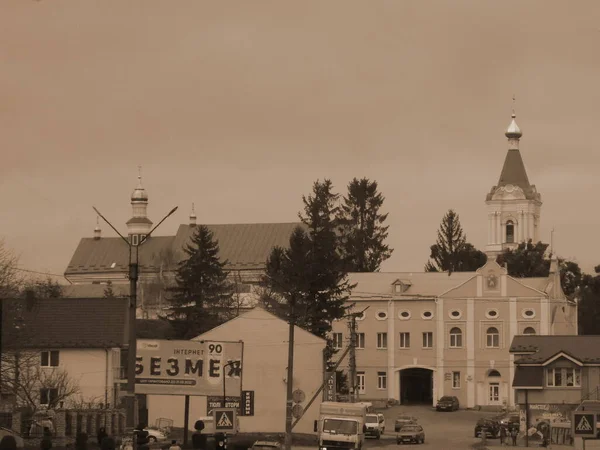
506 220 515 243
131 235 139 246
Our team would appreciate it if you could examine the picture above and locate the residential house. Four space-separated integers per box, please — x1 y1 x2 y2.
64 174 302 318
144 306 326 435
1 298 128 410
330 113 577 409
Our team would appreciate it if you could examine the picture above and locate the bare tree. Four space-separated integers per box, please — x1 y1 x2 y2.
1 350 80 413
0 239 22 297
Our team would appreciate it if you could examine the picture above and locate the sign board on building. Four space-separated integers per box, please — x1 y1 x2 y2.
573 412 597 437
213 408 237 433
241 390 254 416
135 339 243 396
206 391 255 416
323 372 336 402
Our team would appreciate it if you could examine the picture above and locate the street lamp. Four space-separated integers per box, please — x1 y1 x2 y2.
222 361 237 407
92 205 178 431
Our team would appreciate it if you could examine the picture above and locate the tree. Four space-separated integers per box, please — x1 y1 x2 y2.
0 350 80 412
140 247 177 317
21 277 63 299
576 265 600 335
425 209 486 274
166 225 233 339
0 239 22 297
496 240 550 278
103 281 116 299
337 177 393 272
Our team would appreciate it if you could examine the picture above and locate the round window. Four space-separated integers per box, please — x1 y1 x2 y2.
376 311 388 320
449 309 462 319
398 310 411 320
522 309 536 319
486 309 499 319
421 310 434 320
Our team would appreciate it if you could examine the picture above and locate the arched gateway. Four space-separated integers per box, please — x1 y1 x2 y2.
395 366 436 406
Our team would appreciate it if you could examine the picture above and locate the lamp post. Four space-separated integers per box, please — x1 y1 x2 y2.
222 361 237 408
93 205 178 432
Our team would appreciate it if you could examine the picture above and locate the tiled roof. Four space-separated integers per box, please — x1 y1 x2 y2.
486 149 539 201
347 272 475 299
63 284 130 298
1 298 128 349
512 366 544 388
65 222 304 276
510 335 600 364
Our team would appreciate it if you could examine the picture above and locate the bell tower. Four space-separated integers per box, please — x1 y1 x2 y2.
126 166 153 246
485 112 542 257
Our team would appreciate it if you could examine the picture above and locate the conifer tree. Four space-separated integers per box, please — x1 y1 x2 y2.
103 281 116 298
167 225 232 339
337 177 393 272
425 209 486 274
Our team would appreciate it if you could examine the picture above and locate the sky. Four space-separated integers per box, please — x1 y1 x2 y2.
1 0 599 282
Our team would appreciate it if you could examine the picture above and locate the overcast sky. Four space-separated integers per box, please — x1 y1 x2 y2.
1 0 599 281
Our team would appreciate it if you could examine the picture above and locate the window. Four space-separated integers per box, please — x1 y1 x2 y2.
547 368 581 387
140 234 147 244
376 311 388 320
421 310 434 320
332 333 343 349
356 372 365 394
452 371 461 389
356 333 365 349
399 332 410 349
40 388 58 406
506 220 515 243
486 309 499 319
377 332 388 349
377 372 387 390
131 234 139 246
486 327 500 348
449 309 462 319
422 332 433 348
522 308 536 319
40 351 59 367
449 327 462 348
399 310 411 320
523 327 536 335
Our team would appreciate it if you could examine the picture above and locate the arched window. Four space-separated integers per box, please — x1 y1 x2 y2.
506 220 515 243
523 327 536 335
488 370 501 377
449 327 462 348
486 327 500 348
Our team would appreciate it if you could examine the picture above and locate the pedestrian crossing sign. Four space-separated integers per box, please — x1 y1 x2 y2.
573 412 596 436
213 408 237 433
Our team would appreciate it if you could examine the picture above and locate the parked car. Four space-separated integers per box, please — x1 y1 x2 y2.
436 396 460 411
251 441 281 450
396 424 425 445
364 413 385 439
144 428 168 443
497 413 520 427
474 418 500 438
0 427 24 448
394 414 417 432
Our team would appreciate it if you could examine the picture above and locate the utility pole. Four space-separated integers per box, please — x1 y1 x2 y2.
284 296 295 450
347 307 368 403
93 205 178 434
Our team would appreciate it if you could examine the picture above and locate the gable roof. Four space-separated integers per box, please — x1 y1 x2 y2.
347 272 475 299
193 306 326 345
65 222 304 276
486 149 540 201
510 335 600 365
1 298 128 349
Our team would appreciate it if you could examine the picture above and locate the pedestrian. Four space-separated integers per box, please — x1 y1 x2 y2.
510 426 518 446
169 440 182 450
0 436 18 450
97 427 108 446
75 432 88 450
500 425 507 446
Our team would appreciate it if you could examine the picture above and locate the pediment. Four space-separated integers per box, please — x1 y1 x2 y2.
491 184 527 201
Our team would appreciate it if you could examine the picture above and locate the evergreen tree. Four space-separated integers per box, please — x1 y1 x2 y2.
425 209 486 274
167 225 232 339
337 177 393 272
103 281 116 298
21 277 63 299
577 265 600 335
496 240 550 278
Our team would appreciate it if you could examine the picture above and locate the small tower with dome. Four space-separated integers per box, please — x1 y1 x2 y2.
485 111 542 257
126 167 153 245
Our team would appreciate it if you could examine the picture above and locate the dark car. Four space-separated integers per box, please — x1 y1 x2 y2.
474 418 500 438
436 396 459 411
497 413 520 427
396 424 425 445
394 415 417 432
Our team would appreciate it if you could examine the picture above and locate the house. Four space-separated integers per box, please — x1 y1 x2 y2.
144 306 326 435
0 298 128 410
329 113 577 409
64 174 302 318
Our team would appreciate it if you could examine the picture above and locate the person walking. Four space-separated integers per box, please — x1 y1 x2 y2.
510 426 518 446
97 427 108 446
499 425 507 446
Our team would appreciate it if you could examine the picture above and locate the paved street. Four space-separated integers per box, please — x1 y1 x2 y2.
363 404 497 449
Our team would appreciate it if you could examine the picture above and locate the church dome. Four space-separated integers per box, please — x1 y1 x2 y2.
505 113 522 139
131 175 148 202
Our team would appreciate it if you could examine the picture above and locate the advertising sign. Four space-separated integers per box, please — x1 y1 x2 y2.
206 391 254 416
241 390 254 416
135 339 243 396
323 372 336 402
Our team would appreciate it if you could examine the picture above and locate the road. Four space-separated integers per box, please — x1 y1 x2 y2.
363 404 496 449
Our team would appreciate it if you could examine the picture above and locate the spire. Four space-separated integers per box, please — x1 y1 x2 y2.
497 109 530 192
505 97 522 146
131 165 148 202
94 216 101 240
189 203 197 227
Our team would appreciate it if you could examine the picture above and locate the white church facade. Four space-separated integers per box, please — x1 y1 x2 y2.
331 113 577 409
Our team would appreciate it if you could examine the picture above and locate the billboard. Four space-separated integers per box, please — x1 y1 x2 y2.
135 339 243 396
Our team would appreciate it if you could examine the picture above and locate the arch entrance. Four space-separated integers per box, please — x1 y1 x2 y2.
398 367 434 405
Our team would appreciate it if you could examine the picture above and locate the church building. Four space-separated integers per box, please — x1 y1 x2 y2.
331 113 577 410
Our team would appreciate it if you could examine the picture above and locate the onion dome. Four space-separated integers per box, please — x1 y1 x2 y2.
505 113 522 139
131 175 148 202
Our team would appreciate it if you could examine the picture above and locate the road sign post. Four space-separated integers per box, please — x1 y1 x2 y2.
213 408 237 434
573 411 597 449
